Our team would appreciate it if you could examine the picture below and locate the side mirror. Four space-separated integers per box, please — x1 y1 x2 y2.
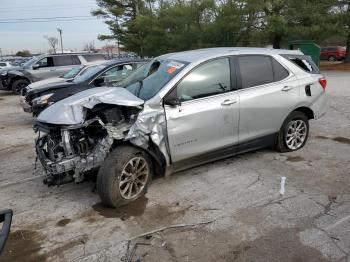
32 63 40 70
164 96 181 107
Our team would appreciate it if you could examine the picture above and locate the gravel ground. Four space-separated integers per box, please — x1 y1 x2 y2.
0 71 349 262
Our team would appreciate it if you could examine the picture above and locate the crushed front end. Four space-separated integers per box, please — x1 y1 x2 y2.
35 119 113 185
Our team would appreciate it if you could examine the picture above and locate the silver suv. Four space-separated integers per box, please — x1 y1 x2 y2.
34 48 327 207
1 53 105 92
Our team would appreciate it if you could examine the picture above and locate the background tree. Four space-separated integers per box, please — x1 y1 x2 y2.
83 41 97 52
15 50 31 57
43 35 59 54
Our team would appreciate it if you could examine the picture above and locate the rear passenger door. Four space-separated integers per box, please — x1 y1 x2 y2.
236 55 300 144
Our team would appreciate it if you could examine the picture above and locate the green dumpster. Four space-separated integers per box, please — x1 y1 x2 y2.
289 41 321 67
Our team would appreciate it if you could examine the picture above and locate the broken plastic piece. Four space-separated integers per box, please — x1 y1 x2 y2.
279 176 286 195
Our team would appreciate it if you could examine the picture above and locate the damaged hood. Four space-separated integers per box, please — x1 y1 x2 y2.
36 87 144 125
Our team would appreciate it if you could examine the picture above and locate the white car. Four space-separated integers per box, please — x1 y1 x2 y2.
0 62 11 69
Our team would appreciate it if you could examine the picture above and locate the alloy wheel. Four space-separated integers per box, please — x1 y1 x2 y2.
119 156 149 200
285 119 308 150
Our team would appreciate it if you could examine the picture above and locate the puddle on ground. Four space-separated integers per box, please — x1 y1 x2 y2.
315 135 350 145
225 227 328 262
92 196 149 220
1 229 47 262
286 156 305 162
56 218 71 227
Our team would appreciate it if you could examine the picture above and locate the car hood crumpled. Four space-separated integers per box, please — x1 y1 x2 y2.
36 87 144 125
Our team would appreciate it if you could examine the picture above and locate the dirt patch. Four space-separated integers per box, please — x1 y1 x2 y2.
225 227 329 262
333 137 350 144
315 135 350 145
320 61 350 71
0 98 4 101
286 156 305 162
1 229 47 262
56 218 71 227
92 196 149 220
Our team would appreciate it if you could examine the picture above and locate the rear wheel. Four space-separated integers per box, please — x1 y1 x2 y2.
12 79 30 94
276 111 309 152
97 145 153 208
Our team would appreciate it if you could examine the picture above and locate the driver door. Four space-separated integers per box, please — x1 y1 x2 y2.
164 57 239 163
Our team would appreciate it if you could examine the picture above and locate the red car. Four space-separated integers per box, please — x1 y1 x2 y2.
321 46 346 61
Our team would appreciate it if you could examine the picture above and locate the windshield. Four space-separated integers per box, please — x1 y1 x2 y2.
62 65 85 79
72 64 107 83
120 59 188 101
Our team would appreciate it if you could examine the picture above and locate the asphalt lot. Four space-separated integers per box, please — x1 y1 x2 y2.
0 71 349 262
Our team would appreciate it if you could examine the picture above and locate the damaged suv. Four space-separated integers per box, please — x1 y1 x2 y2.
34 48 327 207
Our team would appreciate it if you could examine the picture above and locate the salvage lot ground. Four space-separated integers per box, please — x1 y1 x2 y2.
0 71 349 262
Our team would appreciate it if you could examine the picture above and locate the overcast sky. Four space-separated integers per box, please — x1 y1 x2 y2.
0 0 111 55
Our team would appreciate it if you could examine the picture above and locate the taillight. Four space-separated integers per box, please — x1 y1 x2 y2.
319 78 327 89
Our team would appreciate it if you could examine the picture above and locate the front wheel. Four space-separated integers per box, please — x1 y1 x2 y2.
12 79 30 94
97 145 153 208
276 111 309 152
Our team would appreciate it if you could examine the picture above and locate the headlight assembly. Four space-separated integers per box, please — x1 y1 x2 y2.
32 93 54 106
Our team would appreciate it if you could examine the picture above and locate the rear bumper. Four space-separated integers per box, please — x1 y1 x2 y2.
310 91 328 119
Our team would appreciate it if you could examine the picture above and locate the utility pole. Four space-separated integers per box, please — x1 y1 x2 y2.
0 48 2 60
57 28 63 54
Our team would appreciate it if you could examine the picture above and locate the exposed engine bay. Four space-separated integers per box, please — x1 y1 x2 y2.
35 105 141 186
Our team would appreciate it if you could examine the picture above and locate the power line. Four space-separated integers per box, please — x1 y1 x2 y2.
0 16 93 22
0 6 97 13
0 3 97 11
0 18 98 24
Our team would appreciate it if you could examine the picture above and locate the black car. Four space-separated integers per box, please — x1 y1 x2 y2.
23 59 145 116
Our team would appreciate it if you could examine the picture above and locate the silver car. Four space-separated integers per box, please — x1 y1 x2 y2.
34 48 327 207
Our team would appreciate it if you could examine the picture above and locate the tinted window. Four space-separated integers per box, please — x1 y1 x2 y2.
238 56 273 89
177 58 231 102
63 65 85 79
71 55 81 65
0 63 6 66
272 59 289 81
53 56 80 66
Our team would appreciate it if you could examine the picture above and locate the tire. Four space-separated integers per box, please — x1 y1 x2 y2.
12 79 30 94
276 111 309 153
97 145 153 208
328 56 336 62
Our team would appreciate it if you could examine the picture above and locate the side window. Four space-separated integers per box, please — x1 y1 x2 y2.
238 56 274 89
177 58 231 102
53 56 75 66
71 55 81 65
37 57 54 68
281 55 320 74
100 64 133 85
272 59 289 82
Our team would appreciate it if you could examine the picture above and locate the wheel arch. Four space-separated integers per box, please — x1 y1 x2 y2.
110 140 166 177
293 106 315 120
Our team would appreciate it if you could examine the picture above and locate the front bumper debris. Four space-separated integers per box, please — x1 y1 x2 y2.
20 96 32 113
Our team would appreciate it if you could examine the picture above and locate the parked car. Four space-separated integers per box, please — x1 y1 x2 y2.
34 48 327 208
0 53 105 93
23 59 144 116
21 60 107 96
0 209 12 254
0 62 12 69
320 46 346 61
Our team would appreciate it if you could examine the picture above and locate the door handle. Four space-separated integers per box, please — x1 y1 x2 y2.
281 86 293 92
221 99 237 106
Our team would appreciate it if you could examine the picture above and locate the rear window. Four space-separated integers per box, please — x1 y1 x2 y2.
82 54 105 62
281 55 320 74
